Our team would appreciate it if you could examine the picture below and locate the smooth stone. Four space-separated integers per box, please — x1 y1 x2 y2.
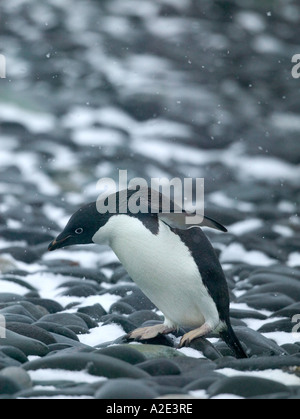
184 374 225 391
128 310 163 327
0 294 25 303
99 284 137 298
61 285 98 298
0 305 37 320
136 358 181 376
237 293 295 311
109 301 136 315
23 354 150 379
95 378 158 399
35 322 79 341
0 346 28 364
245 273 300 287
271 303 300 318
0 247 39 264
47 333 91 349
110 266 131 283
188 338 223 361
281 344 300 355
0 367 32 390
243 282 300 301
18 301 48 319
50 267 107 283
75 312 98 329
2 314 34 325
258 319 294 333
5 323 56 345
224 326 287 357
208 376 289 398
26 298 63 314
94 345 147 365
229 308 267 321
0 228 52 245
0 350 21 369
121 289 156 311
126 344 184 360
102 314 137 333
0 327 49 357
38 313 89 331
78 304 107 320
0 376 21 396
215 354 300 371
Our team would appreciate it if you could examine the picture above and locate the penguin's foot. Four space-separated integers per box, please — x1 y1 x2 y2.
128 324 175 341
179 323 212 348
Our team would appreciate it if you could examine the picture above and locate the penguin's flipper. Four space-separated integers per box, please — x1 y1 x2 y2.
158 212 228 233
219 325 248 359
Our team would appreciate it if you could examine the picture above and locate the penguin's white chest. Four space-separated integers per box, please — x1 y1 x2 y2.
93 216 219 329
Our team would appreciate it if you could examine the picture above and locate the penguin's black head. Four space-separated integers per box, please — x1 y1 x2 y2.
48 202 108 251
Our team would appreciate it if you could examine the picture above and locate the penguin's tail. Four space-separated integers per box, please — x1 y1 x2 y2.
220 324 248 359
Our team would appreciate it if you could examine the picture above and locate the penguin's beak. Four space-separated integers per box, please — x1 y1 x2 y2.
48 234 73 252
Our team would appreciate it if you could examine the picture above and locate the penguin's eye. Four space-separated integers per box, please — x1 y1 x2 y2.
75 228 84 235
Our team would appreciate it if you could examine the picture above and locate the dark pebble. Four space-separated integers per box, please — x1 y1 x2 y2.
281 344 300 355
230 308 267 321
102 314 137 333
258 319 294 334
95 378 158 399
109 301 136 315
208 376 289 398
0 367 32 390
188 338 223 361
184 374 225 392
225 326 287 357
50 267 107 283
94 345 147 365
244 282 300 301
0 247 39 264
0 350 21 369
0 304 36 320
99 284 137 298
0 346 28 364
23 353 150 379
0 328 49 357
26 298 63 314
61 285 98 297
2 314 34 325
0 294 25 304
110 266 131 283
121 288 156 311
78 304 107 321
5 323 56 345
35 322 79 341
48 333 90 349
0 227 53 245
237 292 295 311
75 312 98 329
38 313 89 331
0 376 21 396
215 354 300 371
271 302 300 318
128 310 162 327
136 358 181 376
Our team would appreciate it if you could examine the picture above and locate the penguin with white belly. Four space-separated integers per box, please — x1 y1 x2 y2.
48 188 248 359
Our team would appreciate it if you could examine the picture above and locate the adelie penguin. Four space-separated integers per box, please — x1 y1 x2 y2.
48 188 248 359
